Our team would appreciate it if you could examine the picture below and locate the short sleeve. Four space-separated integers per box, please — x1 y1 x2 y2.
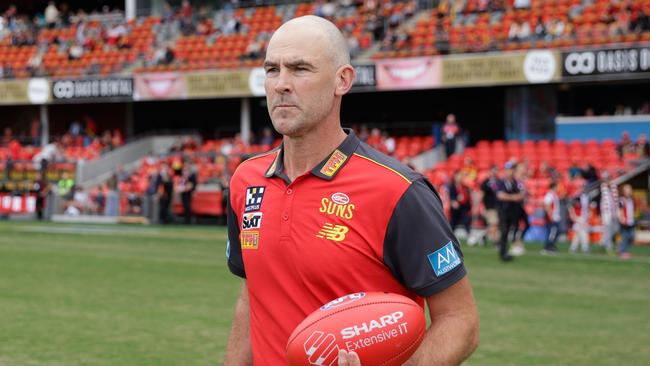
383 179 466 297
227 194 246 278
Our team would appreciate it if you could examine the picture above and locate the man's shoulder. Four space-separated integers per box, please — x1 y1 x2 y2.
352 141 423 186
231 147 279 180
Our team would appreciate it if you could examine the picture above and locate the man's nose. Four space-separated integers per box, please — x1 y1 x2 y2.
273 69 292 94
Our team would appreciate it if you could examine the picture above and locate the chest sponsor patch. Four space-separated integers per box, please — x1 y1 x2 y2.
427 241 461 277
242 212 262 230
245 186 265 212
240 231 260 250
316 223 349 242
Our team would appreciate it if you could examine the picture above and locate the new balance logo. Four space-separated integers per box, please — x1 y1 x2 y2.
245 186 265 212
304 331 339 366
316 223 349 242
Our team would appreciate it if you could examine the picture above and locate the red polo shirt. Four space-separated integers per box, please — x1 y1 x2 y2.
227 130 466 365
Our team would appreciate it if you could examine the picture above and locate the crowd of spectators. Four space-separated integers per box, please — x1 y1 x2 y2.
434 132 646 260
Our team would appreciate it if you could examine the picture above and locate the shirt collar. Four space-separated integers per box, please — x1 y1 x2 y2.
264 128 360 181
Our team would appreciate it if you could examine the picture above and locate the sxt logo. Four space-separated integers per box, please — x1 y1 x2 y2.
303 331 339 366
242 212 262 230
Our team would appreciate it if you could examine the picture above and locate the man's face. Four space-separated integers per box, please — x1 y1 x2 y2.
263 28 338 137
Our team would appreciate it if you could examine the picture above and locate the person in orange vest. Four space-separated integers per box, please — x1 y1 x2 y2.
617 184 635 260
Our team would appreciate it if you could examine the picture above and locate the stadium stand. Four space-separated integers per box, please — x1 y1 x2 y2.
373 0 650 58
4 0 647 77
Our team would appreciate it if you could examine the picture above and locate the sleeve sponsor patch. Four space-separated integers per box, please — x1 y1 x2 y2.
427 241 461 277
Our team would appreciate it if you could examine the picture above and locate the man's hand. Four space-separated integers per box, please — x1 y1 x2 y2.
338 350 361 366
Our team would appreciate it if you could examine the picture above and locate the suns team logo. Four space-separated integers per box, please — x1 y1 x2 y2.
319 192 355 219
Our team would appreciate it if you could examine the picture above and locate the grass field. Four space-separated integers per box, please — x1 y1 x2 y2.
0 220 648 366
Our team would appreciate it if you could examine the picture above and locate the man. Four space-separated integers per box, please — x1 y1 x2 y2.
542 181 561 254
599 171 618 252
617 184 635 259
511 162 529 256
479 166 500 244
449 171 471 236
442 113 460 158
224 16 478 366
179 165 197 224
568 183 590 254
495 161 523 262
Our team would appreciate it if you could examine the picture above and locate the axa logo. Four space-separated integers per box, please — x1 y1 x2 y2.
303 331 339 366
319 192 355 219
242 212 262 230
316 223 349 242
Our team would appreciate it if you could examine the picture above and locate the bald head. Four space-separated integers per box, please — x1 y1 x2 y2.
269 15 350 68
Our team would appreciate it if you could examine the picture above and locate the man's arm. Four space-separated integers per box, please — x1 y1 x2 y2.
405 277 479 365
339 277 479 366
224 283 253 366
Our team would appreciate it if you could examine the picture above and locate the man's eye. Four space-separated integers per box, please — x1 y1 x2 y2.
265 68 278 74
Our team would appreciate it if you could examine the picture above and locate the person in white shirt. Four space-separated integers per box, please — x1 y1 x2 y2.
569 185 590 254
45 1 59 28
599 172 619 252
617 184 635 259
543 181 561 254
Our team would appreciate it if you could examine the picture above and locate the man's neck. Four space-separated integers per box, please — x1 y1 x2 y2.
282 125 347 182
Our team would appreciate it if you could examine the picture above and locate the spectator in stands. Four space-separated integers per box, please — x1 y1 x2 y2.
382 131 395 155
599 171 619 253
617 131 636 158
637 101 650 115
512 163 530 256
461 156 478 182
2 127 13 147
580 161 599 184
514 0 531 9
242 39 263 60
496 161 522 262
178 0 194 35
449 171 472 237
568 160 581 179
104 175 119 216
538 160 560 181
542 181 561 255
569 181 590 254
259 127 274 147
617 184 635 259
57 171 74 200
635 133 649 159
156 166 173 224
34 172 50 220
442 113 460 158
179 165 197 224
480 166 500 244
30 118 40 146
44 1 59 28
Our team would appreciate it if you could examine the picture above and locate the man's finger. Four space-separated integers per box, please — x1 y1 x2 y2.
348 350 361 365
338 349 351 366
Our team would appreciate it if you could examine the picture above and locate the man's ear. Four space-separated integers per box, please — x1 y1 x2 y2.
335 64 355 96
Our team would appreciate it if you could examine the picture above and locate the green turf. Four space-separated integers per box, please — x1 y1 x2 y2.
0 221 648 365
